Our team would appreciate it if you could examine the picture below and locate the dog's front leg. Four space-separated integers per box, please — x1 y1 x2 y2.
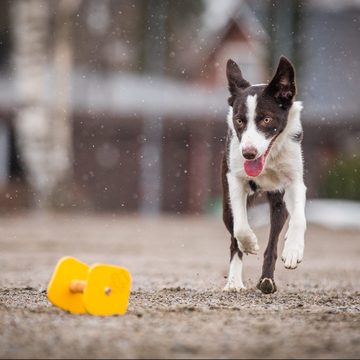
227 173 259 255
282 181 307 269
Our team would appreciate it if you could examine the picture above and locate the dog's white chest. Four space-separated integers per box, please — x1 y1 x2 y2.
250 162 292 192
228 135 294 192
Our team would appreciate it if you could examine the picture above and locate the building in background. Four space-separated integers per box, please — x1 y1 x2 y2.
0 0 359 214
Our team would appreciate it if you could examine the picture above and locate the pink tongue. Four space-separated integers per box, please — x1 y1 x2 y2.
244 156 265 177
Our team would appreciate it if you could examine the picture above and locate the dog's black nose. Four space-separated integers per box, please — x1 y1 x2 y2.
242 147 258 160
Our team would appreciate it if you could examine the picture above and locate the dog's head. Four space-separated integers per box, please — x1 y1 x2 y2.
227 56 296 177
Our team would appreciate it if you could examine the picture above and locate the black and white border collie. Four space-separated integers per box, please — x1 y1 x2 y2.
222 56 306 294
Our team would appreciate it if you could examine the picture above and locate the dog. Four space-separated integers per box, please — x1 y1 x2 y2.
222 56 306 294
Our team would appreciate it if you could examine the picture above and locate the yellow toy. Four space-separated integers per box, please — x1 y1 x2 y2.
47 257 131 316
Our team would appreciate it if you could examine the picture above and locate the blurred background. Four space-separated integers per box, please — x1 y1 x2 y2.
0 0 359 221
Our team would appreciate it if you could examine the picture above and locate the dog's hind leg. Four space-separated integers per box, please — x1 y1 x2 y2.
257 191 288 294
222 195 245 291
222 156 245 292
224 235 245 291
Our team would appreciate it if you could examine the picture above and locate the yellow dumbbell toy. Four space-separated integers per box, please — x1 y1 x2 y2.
47 257 131 316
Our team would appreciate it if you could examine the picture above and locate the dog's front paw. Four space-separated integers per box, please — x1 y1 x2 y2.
281 239 304 269
234 228 259 255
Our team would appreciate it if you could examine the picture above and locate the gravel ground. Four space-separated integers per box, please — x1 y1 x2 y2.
0 213 359 359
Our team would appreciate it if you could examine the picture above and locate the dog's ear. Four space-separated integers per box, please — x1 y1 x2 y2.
265 56 296 109
226 59 250 106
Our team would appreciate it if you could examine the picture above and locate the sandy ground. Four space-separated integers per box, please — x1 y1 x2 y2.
0 213 359 359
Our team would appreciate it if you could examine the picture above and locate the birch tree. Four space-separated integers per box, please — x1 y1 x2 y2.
12 0 79 209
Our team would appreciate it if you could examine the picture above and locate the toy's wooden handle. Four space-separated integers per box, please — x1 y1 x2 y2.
69 280 86 293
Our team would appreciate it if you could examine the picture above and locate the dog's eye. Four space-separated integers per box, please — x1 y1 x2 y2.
236 119 243 126
263 117 272 124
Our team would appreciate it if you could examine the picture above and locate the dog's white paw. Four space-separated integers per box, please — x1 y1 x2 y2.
281 239 304 269
223 282 246 292
234 228 259 255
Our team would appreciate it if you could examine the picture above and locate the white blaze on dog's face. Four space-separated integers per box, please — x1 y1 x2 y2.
226 57 297 177
242 94 271 164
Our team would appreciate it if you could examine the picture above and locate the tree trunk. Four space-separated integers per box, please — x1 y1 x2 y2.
12 0 52 208
11 0 79 209
49 0 81 206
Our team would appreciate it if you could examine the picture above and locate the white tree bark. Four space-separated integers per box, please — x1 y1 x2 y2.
51 0 81 189
11 0 79 208
12 0 52 207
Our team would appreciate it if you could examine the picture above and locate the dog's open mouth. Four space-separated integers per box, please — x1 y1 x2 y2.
244 135 279 177
244 156 265 177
